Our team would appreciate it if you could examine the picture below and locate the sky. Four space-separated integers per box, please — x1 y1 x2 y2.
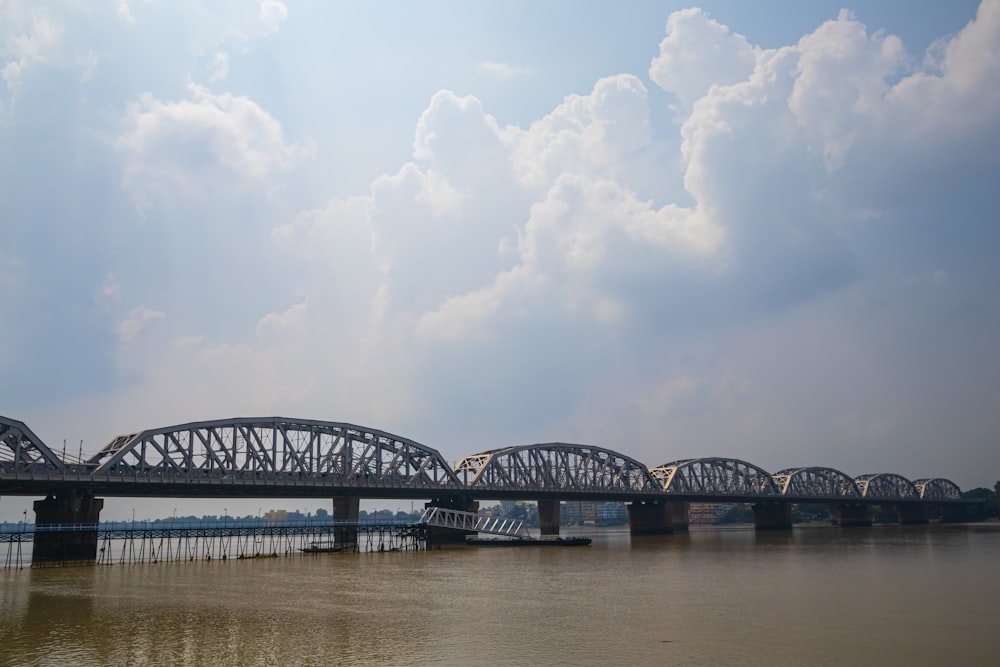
1 0 998 520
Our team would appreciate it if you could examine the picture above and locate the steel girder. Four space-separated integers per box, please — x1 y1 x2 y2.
912 478 962 501
418 507 531 539
87 417 462 488
454 443 656 494
650 458 778 496
772 467 861 498
0 415 67 473
854 473 918 500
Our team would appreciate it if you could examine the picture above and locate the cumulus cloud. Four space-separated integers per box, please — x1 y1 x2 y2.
110 4 999 466
119 305 165 342
649 7 757 110
117 83 309 209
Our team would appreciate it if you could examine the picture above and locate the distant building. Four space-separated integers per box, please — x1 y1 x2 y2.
689 503 733 525
562 501 627 525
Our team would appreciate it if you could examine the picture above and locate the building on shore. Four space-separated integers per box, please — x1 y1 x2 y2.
689 503 734 525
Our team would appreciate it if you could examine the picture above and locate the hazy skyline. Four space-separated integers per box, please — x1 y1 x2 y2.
2 1 998 520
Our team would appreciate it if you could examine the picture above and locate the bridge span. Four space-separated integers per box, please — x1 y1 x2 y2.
0 415 977 565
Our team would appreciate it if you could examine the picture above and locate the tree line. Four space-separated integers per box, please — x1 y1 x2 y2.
962 481 1000 518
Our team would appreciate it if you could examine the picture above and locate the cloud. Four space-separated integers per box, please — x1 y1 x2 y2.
259 0 288 34
649 8 757 110
1 9 64 89
208 50 229 82
119 305 165 343
117 83 310 210
478 61 530 80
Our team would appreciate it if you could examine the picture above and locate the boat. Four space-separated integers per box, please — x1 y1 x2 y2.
299 540 346 553
466 536 591 547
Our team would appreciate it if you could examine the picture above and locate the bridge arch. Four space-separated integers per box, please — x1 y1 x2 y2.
649 458 778 496
854 473 918 500
912 478 962 501
454 443 656 493
87 417 462 487
771 467 861 498
0 415 67 473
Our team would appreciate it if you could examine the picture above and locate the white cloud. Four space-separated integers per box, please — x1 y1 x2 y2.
117 83 310 209
478 61 530 80
507 75 654 190
1 10 63 88
99 274 121 308
259 0 288 34
119 305 165 342
649 7 757 110
208 50 229 82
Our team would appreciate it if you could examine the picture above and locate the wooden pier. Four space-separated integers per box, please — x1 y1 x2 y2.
1 521 429 568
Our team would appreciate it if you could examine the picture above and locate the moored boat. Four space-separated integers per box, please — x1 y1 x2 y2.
299 540 346 553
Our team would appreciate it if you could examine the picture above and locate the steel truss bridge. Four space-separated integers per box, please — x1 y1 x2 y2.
0 415 967 506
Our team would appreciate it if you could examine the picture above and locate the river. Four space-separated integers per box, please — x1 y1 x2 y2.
2 523 998 666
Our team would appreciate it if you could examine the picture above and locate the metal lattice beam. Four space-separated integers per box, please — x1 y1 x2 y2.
0 415 67 473
418 507 531 539
772 467 861 498
650 458 778 497
912 478 962 501
87 417 461 488
455 443 656 494
854 473 918 500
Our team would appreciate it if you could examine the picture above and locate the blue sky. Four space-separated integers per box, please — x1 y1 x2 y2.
1 1 997 519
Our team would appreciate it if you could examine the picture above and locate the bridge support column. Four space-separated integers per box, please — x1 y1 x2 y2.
830 502 872 527
537 499 560 537
627 500 673 535
332 496 360 545
897 502 929 525
31 493 104 567
668 501 690 532
425 495 479 544
751 501 792 531
938 504 974 523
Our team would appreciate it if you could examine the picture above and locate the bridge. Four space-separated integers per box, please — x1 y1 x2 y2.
0 415 977 565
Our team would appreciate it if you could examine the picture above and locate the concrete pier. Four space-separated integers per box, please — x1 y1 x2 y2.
669 501 690 532
830 502 873 527
627 500 674 535
537 499 560 536
751 501 792 530
332 496 360 545
897 502 930 525
32 493 104 567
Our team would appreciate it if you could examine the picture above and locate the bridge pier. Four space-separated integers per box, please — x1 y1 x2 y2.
830 502 872 527
425 495 479 544
627 500 674 535
751 501 792 531
32 492 104 567
897 502 929 525
332 496 360 545
938 504 974 523
669 501 690 532
537 499 560 537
